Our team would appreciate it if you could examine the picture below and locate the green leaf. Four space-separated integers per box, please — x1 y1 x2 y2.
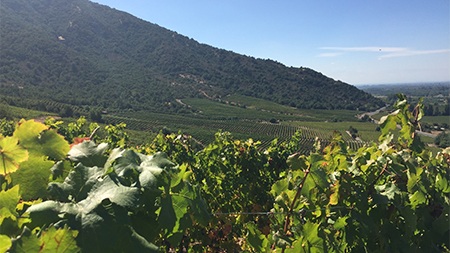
107 149 141 177
436 173 450 193
27 200 78 228
333 216 348 230
273 231 294 249
246 222 270 252
157 195 176 235
138 152 174 190
68 141 108 167
0 185 20 217
375 182 400 201
409 190 426 208
38 226 79 252
287 153 307 170
78 176 140 213
15 228 41 253
0 234 12 253
16 226 79 253
48 163 104 202
271 178 289 197
33 130 70 160
11 156 54 200
0 187 21 230
13 120 48 145
0 136 28 175
129 227 160 253
302 221 324 252
50 160 73 181
379 111 398 138
12 120 68 161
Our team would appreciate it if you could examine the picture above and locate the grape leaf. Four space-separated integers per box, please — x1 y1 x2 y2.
33 130 70 160
38 226 79 252
11 119 69 161
11 155 54 200
13 119 48 145
0 185 20 222
302 221 324 252
409 190 426 208
68 141 108 167
16 226 79 253
78 176 140 213
48 163 104 202
0 136 28 175
0 234 12 253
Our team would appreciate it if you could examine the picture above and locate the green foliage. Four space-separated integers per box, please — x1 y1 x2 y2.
45 116 129 149
0 118 15 136
0 97 448 252
0 119 210 252
249 96 450 252
1 0 383 112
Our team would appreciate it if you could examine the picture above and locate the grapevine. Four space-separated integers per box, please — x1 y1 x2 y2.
0 96 448 252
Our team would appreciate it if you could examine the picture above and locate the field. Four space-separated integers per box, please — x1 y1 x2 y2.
101 96 382 152
2 88 444 153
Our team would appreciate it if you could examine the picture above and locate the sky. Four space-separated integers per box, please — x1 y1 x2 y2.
91 0 450 85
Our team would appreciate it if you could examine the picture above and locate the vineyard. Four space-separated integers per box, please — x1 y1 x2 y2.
103 113 367 153
1 96 448 252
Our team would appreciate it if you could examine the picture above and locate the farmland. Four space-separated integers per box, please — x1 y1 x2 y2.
2 88 445 153
100 96 375 152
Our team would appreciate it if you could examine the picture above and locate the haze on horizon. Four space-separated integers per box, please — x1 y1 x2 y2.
92 0 450 86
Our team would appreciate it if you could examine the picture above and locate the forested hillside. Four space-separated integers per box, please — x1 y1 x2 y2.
0 0 384 113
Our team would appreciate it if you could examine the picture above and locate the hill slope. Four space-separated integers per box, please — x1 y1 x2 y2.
0 0 384 112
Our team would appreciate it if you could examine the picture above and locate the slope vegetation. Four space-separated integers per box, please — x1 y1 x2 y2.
0 0 384 113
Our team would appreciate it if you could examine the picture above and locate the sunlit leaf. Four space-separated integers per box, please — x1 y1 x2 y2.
33 130 70 160
13 119 48 145
39 226 79 252
409 190 427 208
436 173 450 193
329 182 339 205
379 111 398 138
0 136 28 175
11 156 54 200
375 182 400 201
333 216 348 230
302 221 324 251
16 226 79 253
0 185 20 221
0 234 12 253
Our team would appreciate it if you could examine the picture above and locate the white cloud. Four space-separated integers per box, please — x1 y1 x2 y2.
379 49 450 59
317 52 343 57
317 46 450 59
320 46 405 52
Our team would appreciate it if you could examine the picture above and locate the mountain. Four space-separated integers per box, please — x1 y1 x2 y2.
0 0 384 113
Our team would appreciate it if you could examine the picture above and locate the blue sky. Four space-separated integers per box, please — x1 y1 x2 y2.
92 0 449 85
